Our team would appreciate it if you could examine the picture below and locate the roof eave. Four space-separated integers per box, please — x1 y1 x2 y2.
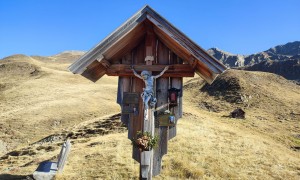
68 5 150 74
69 5 227 84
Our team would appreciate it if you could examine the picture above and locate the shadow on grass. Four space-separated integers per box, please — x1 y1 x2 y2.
0 174 33 180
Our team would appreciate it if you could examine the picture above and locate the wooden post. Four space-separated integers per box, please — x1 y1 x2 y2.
140 21 156 180
33 140 71 180
153 40 169 176
57 140 71 173
132 39 145 163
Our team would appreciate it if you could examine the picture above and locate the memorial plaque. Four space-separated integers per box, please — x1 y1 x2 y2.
123 92 139 104
122 106 134 114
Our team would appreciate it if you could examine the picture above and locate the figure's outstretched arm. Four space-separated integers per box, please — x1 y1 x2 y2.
131 66 143 79
154 66 169 79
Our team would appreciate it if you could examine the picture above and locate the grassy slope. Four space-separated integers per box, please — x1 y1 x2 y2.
0 55 119 153
0 54 299 179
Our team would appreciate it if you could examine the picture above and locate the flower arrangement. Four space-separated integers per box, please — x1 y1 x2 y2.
132 131 158 151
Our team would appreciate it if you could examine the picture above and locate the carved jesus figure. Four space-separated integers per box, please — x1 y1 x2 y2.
132 66 169 109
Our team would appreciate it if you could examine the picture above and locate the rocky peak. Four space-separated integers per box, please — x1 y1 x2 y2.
207 47 233 56
207 48 245 67
265 41 300 56
208 41 300 68
207 41 300 82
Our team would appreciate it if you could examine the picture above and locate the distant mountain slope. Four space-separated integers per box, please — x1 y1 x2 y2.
241 59 300 82
208 41 300 81
265 41 300 56
0 51 86 72
1 50 85 64
207 48 246 67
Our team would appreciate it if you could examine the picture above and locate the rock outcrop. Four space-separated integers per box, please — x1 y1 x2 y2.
208 41 300 81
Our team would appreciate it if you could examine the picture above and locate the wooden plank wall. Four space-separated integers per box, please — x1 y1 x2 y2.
117 53 132 128
169 53 183 140
153 40 169 176
116 40 146 162
131 40 145 162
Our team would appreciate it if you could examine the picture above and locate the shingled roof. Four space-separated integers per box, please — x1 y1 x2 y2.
69 5 227 84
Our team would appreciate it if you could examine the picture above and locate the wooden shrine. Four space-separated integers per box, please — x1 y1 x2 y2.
69 5 227 179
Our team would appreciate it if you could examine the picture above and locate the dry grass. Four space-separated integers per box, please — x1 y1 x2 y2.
0 54 300 179
0 56 119 154
57 133 140 180
56 109 300 179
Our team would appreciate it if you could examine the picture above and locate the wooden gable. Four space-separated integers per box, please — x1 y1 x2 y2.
68 5 227 84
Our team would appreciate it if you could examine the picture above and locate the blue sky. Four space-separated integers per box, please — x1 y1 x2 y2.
0 0 299 59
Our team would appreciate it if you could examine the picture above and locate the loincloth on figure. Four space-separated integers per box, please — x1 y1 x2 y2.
141 89 153 99
141 89 157 106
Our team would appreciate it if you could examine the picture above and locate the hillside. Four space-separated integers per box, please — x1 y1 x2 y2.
1 51 85 71
185 69 300 146
208 41 300 81
241 59 300 83
0 53 299 179
0 53 119 155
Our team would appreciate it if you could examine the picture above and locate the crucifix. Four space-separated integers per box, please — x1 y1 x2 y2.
131 66 169 110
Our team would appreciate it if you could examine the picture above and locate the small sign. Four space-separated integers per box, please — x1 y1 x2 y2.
157 114 176 127
122 106 134 114
123 92 139 104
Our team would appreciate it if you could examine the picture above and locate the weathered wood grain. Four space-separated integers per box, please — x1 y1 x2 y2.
105 23 146 61
146 13 225 74
108 72 193 78
69 5 227 84
153 41 169 176
141 151 152 178
169 53 183 139
117 53 132 134
132 40 145 163
106 64 194 77
140 27 157 179
168 78 182 139
81 61 107 82
69 12 147 74
153 26 190 62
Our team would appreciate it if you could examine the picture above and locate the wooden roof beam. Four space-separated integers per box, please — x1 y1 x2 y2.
106 64 194 77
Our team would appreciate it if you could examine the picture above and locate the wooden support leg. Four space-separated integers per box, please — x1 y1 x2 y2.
141 150 152 179
140 107 155 179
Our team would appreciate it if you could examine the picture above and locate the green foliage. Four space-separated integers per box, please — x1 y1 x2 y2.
131 131 158 151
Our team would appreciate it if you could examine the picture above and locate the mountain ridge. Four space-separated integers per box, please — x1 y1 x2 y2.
208 41 300 81
208 41 300 67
